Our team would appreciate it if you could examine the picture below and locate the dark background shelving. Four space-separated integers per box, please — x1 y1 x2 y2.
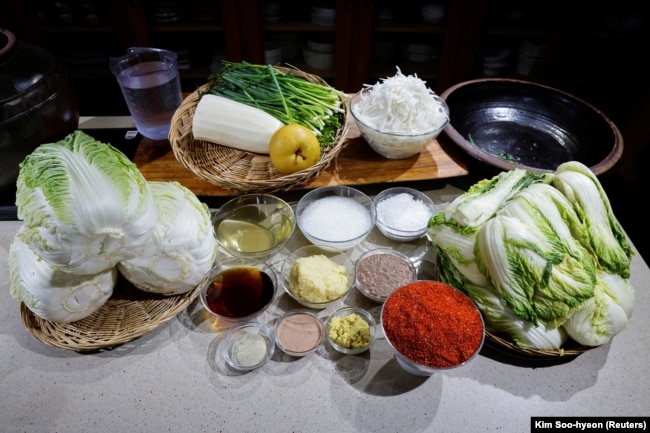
2 0 649 258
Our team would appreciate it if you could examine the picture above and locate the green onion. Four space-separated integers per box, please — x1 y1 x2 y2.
206 62 345 148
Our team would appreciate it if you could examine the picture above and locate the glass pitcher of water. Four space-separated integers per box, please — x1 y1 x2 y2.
110 47 182 141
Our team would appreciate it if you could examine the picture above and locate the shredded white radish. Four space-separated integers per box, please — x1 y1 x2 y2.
353 68 449 134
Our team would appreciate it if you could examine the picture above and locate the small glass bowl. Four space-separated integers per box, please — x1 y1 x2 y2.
374 187 436 242
281 245 355 309
212 194 296 259
350 89 449 160
221 321 275 371
274 309 325 357
355 248 417 302
381 281 485 376
326 306 376 355
198 257 277 323
296 186 376 250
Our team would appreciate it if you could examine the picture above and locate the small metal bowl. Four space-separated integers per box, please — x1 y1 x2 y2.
326 306 376 355
221 321 275 371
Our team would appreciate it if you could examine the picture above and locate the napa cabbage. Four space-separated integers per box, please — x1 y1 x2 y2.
553 161 633 277
428 161 635 350
16 130 158 275
563 269 635 346
11 130 218 322
117 181 218 295
9 226 117 322
462 282 568 351
442 168 550 228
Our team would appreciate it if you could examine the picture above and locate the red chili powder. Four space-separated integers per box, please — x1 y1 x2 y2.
382 281 484 369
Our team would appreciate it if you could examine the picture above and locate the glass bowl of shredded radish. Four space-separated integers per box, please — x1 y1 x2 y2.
350 69 450 159
373 187 436 241
296 186 376 250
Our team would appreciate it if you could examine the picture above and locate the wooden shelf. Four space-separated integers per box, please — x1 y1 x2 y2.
149 23 223 32
2 0 646 138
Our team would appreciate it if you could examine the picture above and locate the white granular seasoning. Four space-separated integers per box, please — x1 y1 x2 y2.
301 196 372 241
231 333 269 367
377 193 430 231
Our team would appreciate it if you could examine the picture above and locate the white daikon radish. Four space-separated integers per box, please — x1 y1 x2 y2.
192 94 284 154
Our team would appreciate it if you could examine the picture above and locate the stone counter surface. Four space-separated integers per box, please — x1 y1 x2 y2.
1 182 649 433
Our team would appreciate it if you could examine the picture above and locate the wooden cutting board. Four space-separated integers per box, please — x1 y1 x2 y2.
132 121 469 197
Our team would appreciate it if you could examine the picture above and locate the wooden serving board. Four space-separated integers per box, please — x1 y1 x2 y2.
132 121 469 197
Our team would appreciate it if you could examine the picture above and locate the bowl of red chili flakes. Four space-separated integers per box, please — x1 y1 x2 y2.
381 280 485 376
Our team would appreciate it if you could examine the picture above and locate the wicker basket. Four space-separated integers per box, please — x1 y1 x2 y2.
169 67 349 193
20 275 200 352
485 330 596 358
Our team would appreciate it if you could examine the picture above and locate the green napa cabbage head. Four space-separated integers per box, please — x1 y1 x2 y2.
16 130 158 275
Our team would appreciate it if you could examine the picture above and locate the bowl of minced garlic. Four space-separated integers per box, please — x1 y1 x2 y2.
281 245 355 309
326 306 376 354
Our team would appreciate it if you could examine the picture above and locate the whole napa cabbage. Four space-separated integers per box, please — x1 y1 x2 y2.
428 162 635 350
9 226 117 322
15 130 158 275
118 181 218 295
10 130 218 323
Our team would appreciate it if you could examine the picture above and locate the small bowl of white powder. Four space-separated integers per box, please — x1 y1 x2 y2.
374 187 436 241
221 321 275 372
296 186 376 250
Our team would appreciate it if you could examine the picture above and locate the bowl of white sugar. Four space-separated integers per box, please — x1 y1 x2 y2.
374 187 436 241
296 186 376 250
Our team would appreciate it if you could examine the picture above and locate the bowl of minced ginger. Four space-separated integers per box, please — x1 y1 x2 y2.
326 306 376 354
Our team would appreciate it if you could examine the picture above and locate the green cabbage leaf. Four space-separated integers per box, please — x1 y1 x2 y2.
553 161 633 278
462 282 568 351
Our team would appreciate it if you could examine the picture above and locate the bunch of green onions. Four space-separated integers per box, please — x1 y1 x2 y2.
206 62 345 147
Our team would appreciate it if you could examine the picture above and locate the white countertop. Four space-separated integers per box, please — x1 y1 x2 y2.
1 179 649 433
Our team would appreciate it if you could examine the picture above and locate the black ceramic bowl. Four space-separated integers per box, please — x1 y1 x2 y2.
440 78 623 175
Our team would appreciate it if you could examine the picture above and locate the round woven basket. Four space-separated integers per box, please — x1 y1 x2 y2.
169 67 349 193
485 330 596 358
20 275 200 352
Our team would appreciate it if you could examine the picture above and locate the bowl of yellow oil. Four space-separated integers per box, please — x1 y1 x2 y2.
213 194 296 259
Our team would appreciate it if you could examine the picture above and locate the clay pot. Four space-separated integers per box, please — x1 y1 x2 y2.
0 28 79 202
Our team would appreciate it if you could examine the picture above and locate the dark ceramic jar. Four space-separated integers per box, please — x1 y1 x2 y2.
0 29 79 201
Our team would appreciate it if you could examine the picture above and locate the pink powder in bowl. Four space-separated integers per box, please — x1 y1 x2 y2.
275 310 324 356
